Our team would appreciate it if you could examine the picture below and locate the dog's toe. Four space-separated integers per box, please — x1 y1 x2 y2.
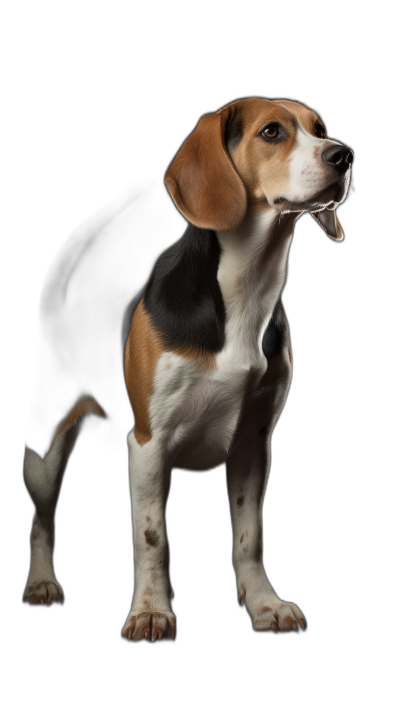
121 611 176 642
23 580 64 606
252 601 306 633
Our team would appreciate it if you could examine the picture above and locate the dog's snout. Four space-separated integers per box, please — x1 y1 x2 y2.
323 145 354 172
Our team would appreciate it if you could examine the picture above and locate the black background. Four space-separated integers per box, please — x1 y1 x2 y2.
7 27 378 697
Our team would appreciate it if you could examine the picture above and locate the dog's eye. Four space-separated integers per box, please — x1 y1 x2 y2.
260 123 282 141
315 121 327 139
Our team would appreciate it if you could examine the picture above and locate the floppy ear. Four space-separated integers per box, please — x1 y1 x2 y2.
311 207 344 241
165 106 247 231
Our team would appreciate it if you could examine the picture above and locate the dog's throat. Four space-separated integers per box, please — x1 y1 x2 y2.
216 212 295 350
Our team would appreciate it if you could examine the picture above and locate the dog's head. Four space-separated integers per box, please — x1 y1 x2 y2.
165 97 353 240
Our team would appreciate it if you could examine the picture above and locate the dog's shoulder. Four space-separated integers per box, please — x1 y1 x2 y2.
142 223 226 355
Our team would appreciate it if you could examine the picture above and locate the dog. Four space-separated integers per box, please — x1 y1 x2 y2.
22 97 353 641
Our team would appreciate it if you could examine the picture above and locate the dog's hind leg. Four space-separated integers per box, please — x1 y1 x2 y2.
23 395 106 605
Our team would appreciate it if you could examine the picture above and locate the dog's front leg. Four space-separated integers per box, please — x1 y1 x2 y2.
226 433 307 633
121 431 175 642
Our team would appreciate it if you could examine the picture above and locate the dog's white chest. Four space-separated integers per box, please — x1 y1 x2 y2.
148 349 266 469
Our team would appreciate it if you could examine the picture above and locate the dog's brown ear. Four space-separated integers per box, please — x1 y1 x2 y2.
311 207 344 241
165 106 247 231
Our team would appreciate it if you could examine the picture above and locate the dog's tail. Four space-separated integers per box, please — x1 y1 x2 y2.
41 177 155 314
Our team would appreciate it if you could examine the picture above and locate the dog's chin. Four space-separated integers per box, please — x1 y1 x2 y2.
274 177 350 214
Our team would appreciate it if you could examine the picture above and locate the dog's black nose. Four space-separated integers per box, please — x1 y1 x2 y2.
323 145 354 172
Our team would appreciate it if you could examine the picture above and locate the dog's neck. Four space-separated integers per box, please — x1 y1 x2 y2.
216 207 299 362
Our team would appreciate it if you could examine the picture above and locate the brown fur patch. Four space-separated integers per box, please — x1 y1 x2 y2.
124 299 162 446
55 396 106 438
165 106 247 231
259 605 273 615
239 587 246 606
144 528 160 547
172 344 216 370
272 98 324 137
236 495 244 508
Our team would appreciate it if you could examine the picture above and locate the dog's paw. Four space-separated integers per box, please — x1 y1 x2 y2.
23 580 64 605
252 600 306 632
121 611 176 642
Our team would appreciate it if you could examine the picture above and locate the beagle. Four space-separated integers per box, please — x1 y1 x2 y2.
22 97 353 642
